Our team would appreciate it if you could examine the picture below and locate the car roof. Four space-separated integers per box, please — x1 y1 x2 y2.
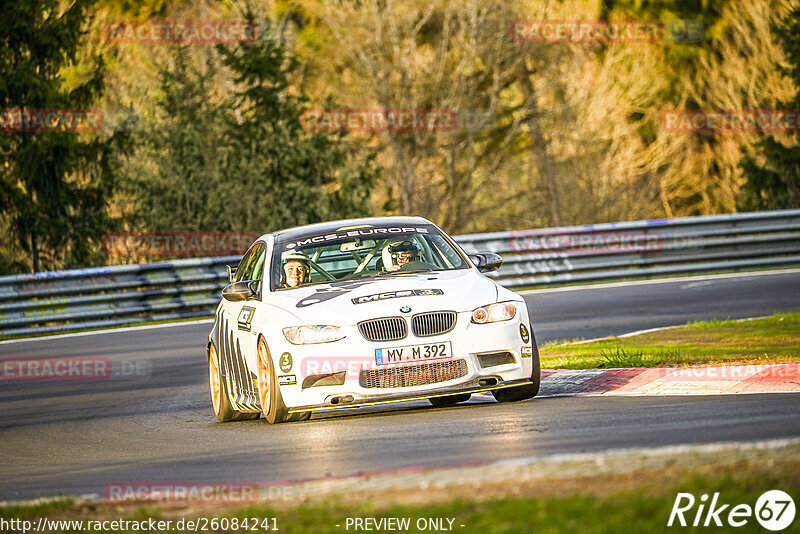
268 216 432 242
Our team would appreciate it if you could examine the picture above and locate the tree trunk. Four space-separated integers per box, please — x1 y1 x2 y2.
30 229 39 273
519 62 561 226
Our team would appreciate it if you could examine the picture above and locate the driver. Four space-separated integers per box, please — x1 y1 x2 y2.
281 250 311 288
382 240 420 272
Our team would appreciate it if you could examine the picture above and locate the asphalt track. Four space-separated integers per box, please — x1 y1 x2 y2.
1 270 799 501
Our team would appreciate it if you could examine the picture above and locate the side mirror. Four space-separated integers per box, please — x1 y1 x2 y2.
226 265 237 283
469 252 503 273
222 280 257 301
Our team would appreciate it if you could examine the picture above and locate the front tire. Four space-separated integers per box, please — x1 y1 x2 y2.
492 328 541 403
208 344 259 422
257 337 310 423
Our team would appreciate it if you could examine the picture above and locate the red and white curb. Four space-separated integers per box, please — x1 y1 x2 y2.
539 364 800 396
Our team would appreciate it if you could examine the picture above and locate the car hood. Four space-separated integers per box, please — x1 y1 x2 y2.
267 270 498 326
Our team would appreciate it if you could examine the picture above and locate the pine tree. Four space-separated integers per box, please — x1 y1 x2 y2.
118 47 230 232
120 16 379 237
0 0 122 273
217 15 378 233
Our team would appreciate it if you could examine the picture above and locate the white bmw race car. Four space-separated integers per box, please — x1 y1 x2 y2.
207 216 540 423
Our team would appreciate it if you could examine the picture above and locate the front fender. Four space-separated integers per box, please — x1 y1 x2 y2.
208 302 224 362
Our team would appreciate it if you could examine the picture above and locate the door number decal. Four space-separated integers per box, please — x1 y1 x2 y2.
237 306 256 332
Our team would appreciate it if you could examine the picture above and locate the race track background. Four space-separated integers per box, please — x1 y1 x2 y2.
1 270 799 501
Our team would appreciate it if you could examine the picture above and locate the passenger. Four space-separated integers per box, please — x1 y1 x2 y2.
381 240 420 272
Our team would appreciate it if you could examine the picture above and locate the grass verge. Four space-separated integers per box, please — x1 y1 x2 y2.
540 312 800 370
2 446 797 533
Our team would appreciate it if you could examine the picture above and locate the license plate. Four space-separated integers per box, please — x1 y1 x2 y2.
375 341 452 365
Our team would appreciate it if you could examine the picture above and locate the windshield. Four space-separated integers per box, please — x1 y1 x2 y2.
270 224 470 290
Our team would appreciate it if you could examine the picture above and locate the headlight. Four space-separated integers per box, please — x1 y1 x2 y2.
282 325 345 344
471 302 517 324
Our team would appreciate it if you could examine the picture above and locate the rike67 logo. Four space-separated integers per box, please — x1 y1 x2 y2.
668 490 795 530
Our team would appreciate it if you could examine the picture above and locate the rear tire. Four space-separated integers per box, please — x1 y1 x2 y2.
257 337 309 423
428 393 471 407
492 328 541 403
208 344 259 422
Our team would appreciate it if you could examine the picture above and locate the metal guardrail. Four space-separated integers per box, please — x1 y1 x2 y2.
458 209 800 287
0 257 240 337
1 210 799 337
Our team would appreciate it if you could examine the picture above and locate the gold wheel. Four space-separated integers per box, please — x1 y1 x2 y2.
208 345 222 416
257 340 271 417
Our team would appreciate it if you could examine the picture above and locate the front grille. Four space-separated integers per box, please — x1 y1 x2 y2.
358 317 407 342
478 352 516 368
359 359 468 389
411 311 457 337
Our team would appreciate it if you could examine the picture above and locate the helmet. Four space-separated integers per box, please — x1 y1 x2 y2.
382 240 420 270
281 250 310 286
281 249 311 265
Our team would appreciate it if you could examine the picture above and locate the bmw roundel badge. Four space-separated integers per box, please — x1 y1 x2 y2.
400 306 411 313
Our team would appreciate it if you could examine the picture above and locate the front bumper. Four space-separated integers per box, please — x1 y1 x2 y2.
287 378 534 414
269 309 535 413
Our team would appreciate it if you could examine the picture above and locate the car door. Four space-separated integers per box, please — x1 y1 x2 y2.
218 241 266 411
